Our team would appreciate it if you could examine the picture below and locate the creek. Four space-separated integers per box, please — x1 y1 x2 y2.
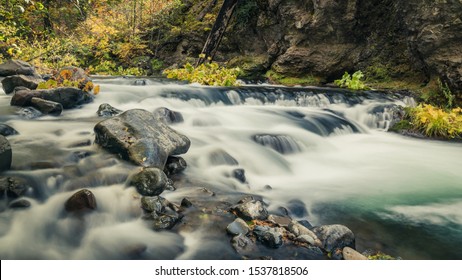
1 77 461 259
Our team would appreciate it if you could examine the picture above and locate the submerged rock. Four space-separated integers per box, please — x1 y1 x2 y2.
208 149 239 166
30 97 63 116
0 124 19 136
232 169 246 183
230 200 268 221
163 156 187 176
180 197 193 208
0 136 12 172
9 199 31 209
252 134 302 154
226 218 250 235
1 74 42 94
127 168 169 196
97 103 122 117
94 109 190 168
154 107 184 124
144 213 180 230
254 225 284 248
64 189 97 213
17 107 42 119
313 224 355 253
231 234 258 256
0 176 29 198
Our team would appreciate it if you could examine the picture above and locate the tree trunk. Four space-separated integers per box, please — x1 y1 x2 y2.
196 0 239 66
196 0 218 21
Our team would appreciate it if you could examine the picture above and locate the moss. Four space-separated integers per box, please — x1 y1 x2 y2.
228 55 269 79
389 120 412 132
265 70 321 86
368 253 397 260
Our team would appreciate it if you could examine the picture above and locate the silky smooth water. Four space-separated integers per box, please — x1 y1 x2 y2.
1 77 461 259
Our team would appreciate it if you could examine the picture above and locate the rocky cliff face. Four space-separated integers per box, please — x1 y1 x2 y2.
162 0 462 95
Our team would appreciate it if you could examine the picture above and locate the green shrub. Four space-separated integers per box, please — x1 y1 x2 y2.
408 104 462 138
163 62 242 86
334 71 368 90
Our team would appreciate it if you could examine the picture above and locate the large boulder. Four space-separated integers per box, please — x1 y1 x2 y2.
11 87 93 109
94 109 190 168
1 74 42 94
0 135 12 172
0 60 39 77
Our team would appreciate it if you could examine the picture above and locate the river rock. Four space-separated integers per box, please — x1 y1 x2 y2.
0 124 19 136
97 103 122 117
230 200 268 221
288 221 321 247
11 87 94 109
0 136 12 172
154 107 184 124
180 197 193 208
1 74 42 94
313 224 355 253
133 79 147 86
94 109 190 168
64 189 97 212
30 97 63 116
141 196 168 213
343 246 368 260
0 60 38 77
0 177 29 198
163 156 187 176
127 168 169 196
267 214 292 228
143 212 181 231
208 149 238 166
252 134 302 154
232 168 246 183
9 199 31 209
226 218 250 235
253 225 284 248
17 107 42 119
231 234 258 256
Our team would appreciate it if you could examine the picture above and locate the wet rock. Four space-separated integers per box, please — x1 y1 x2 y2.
94 109 191 168
17 107 42 119
154 107 184 124
141 196 168 213
0 177 29 198
288 221 321 247
9 199 31 209
180 197 193 208
208 149 238 166
144 213 180 231
0 60 38 77
226 218 250 235
268 214 292 228
11 87 94 109
298 220 314 230
133 79 147 86
231 234 258 256
313 224 355 253
97 103 122 117
254 225 284 248
67 139 92 148
64 189 97 212
253 134 302 154
0 124 19 136
286 199 308 218
0 136 12 172
1 74 42 94
232 169 246 183
263 185 272 191
343 247 368 260
30 97 63 116
163 156 187 176
123 243 147 259
127 168 168 196
231 200 268 221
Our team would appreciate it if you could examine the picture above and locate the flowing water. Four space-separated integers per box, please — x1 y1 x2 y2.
1 77 461 260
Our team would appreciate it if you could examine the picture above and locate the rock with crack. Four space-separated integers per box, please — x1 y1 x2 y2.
94 109 190 168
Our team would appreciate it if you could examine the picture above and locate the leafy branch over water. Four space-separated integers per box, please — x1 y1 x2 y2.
163 62 241 86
